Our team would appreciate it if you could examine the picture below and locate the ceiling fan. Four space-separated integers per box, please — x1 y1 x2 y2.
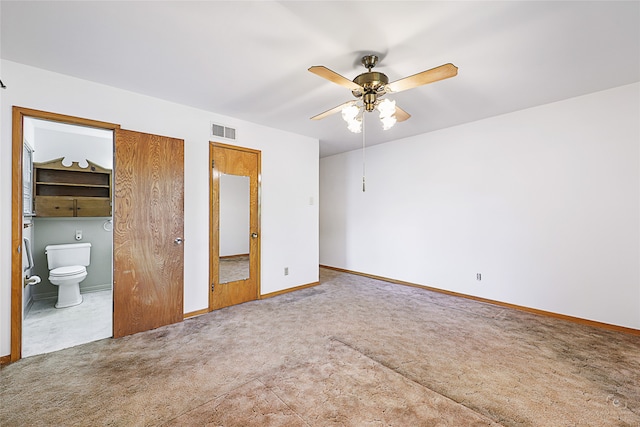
308 55 458 130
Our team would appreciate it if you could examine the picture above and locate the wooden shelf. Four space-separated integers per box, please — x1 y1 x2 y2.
33 158 112 217
35 182 110 187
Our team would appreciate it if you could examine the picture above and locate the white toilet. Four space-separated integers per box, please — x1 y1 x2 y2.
45 243 91 308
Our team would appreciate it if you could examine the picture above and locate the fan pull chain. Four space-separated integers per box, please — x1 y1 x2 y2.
362 111 366 192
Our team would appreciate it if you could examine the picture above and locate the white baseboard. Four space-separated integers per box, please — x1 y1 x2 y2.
33 283 112 301
32 293 57 301
80 284 113 294
24 296 35 317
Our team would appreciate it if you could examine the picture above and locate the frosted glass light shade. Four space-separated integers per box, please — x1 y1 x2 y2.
377 99 396 118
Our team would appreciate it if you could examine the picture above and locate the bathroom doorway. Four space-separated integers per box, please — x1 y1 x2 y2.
11 108 120 361
11 107 186 362
21 116 115 357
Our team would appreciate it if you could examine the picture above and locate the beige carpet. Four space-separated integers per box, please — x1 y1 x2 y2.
1 268 638 426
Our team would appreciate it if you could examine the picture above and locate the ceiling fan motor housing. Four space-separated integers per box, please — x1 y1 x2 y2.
353 72 388 90
353 71 389 111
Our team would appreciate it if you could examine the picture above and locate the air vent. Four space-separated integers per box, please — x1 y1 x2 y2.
224 127 236 140
211 122 237 140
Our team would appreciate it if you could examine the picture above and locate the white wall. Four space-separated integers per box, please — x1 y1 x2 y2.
1 60 319 357
31 125 114 169
320 82 640 329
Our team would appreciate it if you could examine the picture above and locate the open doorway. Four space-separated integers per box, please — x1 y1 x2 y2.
11 107 185 362
21 117 114 357
11 107 120 362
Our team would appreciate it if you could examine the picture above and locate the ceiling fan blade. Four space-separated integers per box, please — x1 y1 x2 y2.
309 66 362 91
394 105 411 122
310 101 355 121
386 63 458 93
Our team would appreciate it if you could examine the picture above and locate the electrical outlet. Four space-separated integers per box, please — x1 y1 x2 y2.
476 273 482 281
284 267 289 276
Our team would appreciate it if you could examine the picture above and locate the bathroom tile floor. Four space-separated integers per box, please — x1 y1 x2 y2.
23 290 112 358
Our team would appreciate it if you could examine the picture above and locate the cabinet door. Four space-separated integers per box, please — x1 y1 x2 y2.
76 198 111 217
35 196 75 217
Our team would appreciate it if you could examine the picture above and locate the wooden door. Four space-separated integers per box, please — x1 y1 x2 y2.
113 129 184 338
210 143 260 310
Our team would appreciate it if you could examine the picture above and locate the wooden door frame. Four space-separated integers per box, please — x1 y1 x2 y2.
209 141 261 311
10 106 120 362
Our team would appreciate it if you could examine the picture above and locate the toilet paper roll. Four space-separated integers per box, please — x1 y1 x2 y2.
25 275 41 286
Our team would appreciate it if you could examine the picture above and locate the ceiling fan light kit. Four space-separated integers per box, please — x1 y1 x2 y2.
377 99 397 130
309 54 458 133
341 103 362 133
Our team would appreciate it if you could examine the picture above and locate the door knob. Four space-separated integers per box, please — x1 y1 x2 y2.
174 237 183 245
251 233 258 239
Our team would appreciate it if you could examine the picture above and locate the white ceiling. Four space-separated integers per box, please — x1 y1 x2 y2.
2 1 638 157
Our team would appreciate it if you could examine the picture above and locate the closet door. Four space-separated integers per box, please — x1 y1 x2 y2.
210 142 261 311
113 129 184 338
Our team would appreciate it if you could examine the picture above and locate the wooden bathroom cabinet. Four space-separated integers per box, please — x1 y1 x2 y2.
33 158 112 217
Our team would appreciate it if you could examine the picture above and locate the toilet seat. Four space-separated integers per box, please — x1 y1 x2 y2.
50 265 86 278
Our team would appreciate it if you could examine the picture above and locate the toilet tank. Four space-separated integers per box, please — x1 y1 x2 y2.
45 243 92 269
